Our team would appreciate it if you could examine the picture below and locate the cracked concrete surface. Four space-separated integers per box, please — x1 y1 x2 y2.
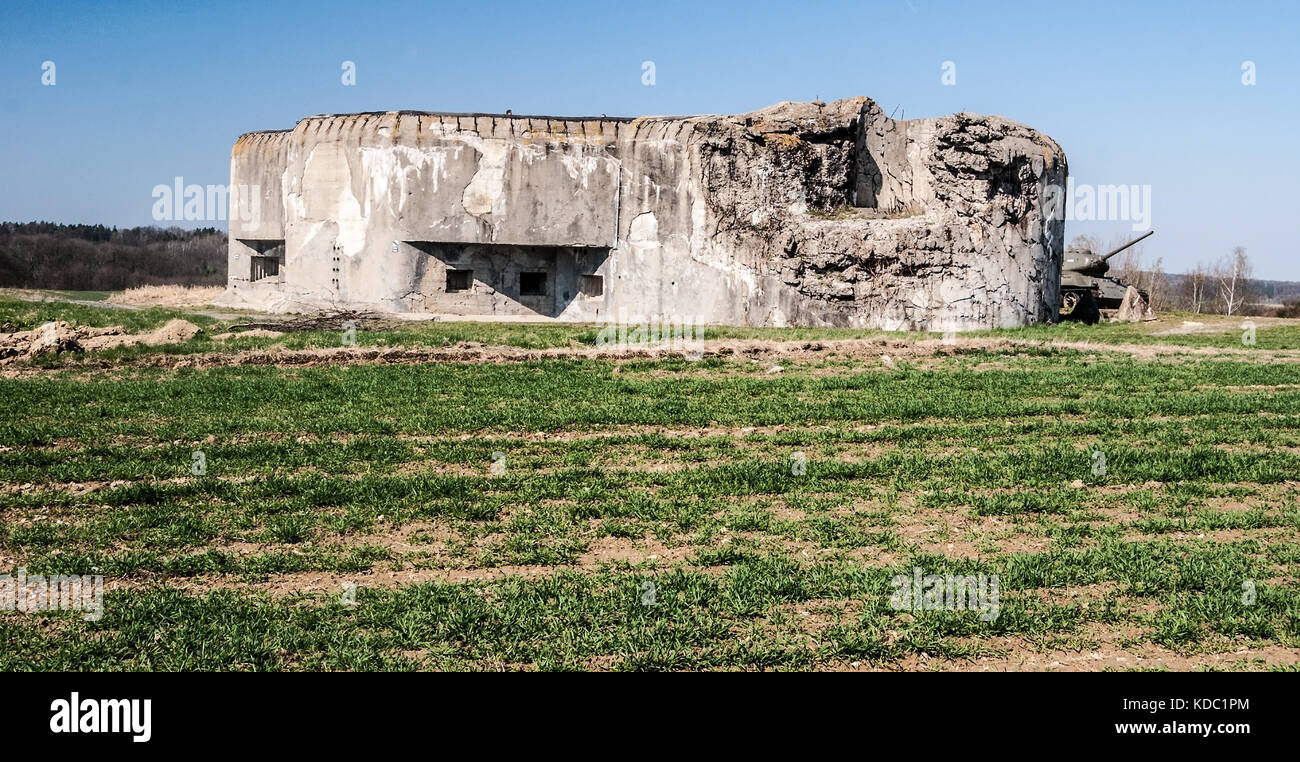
217 98 1066 330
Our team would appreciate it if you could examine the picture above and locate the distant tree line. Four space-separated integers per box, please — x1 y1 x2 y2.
0 222 226 290
1070 235 1297 317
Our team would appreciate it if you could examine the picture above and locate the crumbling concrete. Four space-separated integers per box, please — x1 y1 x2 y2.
216 97 1066 330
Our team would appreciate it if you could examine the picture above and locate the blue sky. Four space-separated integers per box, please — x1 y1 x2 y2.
2 0 1297 277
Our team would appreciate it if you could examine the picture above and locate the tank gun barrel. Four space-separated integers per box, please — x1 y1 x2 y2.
1099 230 1155 262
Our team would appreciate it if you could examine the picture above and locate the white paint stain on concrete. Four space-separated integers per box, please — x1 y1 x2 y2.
462 140 509 217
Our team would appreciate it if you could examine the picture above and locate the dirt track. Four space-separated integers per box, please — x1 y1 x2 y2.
6 335 1293 376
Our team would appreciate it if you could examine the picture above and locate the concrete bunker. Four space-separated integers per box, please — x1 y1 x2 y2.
218 98 1066 330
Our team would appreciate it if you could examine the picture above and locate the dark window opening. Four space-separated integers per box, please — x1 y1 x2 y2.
446 270 473 292
242 239 285 282
579 274 603 298
520 272 547 296
251 256 279 281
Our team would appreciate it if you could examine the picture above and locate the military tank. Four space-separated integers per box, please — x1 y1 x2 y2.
1058 230 1155 323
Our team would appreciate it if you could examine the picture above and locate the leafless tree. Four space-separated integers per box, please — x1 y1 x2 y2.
1216 247 1253 316
1068 235 1100 255
1144 256 1168 311
1183 264 1210 313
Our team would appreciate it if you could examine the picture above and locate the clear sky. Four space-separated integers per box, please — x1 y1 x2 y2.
2 0 1297 277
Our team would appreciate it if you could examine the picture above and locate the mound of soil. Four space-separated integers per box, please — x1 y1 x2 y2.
0 319 203 364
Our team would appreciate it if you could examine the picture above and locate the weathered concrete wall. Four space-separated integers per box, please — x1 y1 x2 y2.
217 97 1067 330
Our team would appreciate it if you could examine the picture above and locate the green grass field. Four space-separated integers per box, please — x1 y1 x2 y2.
1 296 1298 670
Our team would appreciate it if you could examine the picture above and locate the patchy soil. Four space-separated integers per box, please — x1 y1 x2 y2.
210 328 285 340
1145 314 1289 336
1142 313 1291 334
0 318 202 365
5 298 1297 672
8 333 1300 375
838 634 1300 672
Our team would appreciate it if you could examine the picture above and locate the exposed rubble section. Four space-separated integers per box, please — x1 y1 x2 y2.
218 97 1066 330
688 98 1067 328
